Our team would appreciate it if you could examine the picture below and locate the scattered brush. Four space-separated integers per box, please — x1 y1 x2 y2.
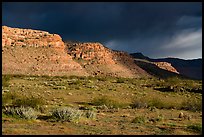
51 107 83 122
13 96 45 110
180 98 202 112
2 92 20 107
3 106 38 120
84 110 97 119
91 96 124 109
2 75 11 87
131 97 148 109
132 116 146 124
187 124 202 134
131 96 178 110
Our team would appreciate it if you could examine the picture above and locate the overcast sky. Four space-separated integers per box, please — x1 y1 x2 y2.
2 2 202 59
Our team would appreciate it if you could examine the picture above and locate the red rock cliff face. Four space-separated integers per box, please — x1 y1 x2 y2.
153 62 179 74
66 42 150 78
2 26 65 50
67 42 115 65
2 26 150 78
2 26 88 76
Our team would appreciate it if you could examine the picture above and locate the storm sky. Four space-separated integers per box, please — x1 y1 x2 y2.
2 2 202 59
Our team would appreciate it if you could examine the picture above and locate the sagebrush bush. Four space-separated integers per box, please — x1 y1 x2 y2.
51 107 83 122
3 106 38 120
187 124 202 134
153 114 164 122
2 75 11 87
97 77 108 81
13 96 45 110
132 116 146 124
180 98 202 112
131 97 148 109
84 110 97 119
147 97 166 109
116 78 125 83
2 92 19 106
91 96 123 109
131 96 176 109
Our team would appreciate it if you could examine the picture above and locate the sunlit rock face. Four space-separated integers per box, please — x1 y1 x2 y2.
153 62 179 74
2 26 88 76
66 42 150 78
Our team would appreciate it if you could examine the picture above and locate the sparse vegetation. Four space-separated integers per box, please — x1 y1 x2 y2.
2 92 19 106
84 110 97 119
2 74 202 135
147 97 167 109
131 97 148 109
116 77 126 83
132 116 146 124
3 106 38 120
51 107 83 122
13 96 45 110
180 98 202 112
187 124 202 134
2 75 11 87
91 96 124 109
131 96 176 109
152 114 164 122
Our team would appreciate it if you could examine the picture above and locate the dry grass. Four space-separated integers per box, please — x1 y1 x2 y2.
2 74 202 135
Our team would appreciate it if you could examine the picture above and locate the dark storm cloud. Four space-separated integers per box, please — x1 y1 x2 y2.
2 2 202 59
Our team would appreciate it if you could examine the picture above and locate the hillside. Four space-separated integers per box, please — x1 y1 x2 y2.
2 26 88 76
151 58 202 80
130 53 202 80
3 26 200 79
2 26 150 78
2 26 202 135
66 42 149 78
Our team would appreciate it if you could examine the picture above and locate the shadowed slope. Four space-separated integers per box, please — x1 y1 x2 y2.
66 42 150 78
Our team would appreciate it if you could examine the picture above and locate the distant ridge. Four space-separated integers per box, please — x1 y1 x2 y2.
130 53 202 80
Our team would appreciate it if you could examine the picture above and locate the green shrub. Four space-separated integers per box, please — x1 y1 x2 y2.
180 98 202 112
51 107 83 122
2 92 20 106
69 79 81 85
84 110 97 119
97 77 108 81
3 106 38 120
116 78 125 83
148 97 166 109
167 122 176 127
131 97 148 109
187 124 202 134
131 96 175 109
132 116 146 124
91 96 123 109
69 75 80 79
154 114 164 122
2 75 11 87
13 96 45 110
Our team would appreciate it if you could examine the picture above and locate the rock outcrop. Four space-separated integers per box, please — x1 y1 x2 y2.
2 26 149 78
66 42 150 78
151 58 202 80
2 26 88 76
153 62 179 74
2 26 65 50
130 52 179 74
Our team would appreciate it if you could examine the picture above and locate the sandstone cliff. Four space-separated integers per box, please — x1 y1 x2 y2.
153 62 179 74
66 42 149 78
2 26 88 76
2 26 150 78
